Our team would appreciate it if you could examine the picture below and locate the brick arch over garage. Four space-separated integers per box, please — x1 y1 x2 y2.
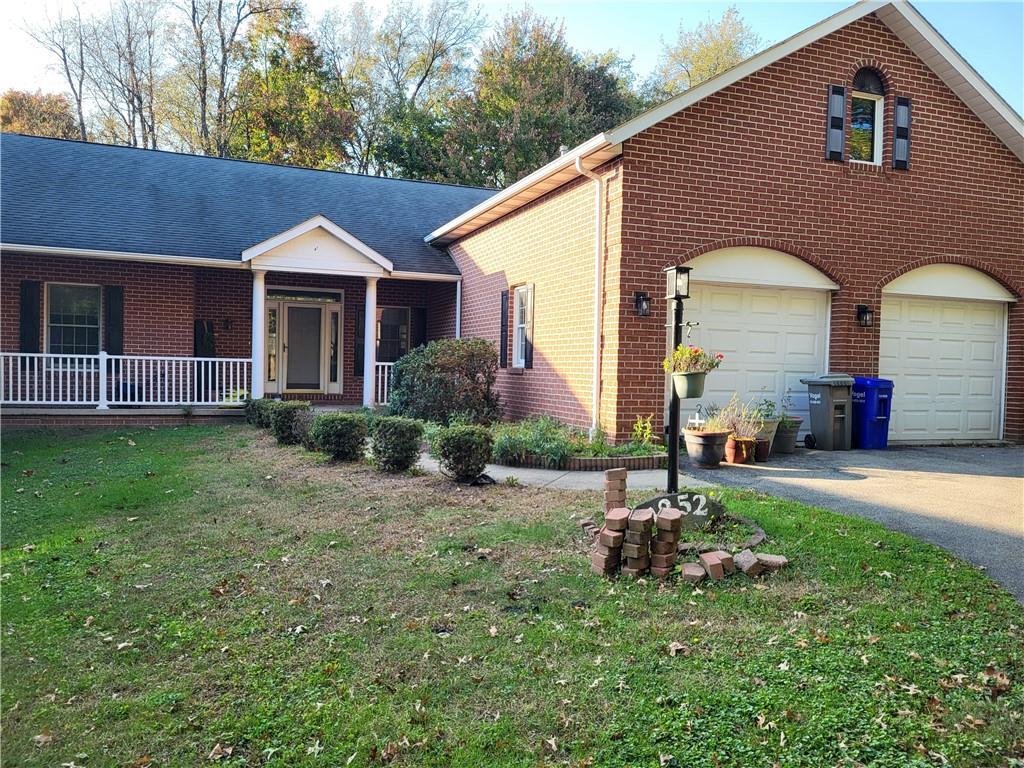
675 237 845 288
875 255 1022 298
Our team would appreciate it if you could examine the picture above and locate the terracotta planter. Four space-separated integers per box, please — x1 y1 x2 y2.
755 438 771 462
756 418 782 451
725 436 756 464
682 429 730 468
671 371 706 399
771 419 803 455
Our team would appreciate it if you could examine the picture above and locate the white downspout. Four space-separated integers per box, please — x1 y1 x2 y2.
455 278 463 339
575 156 605 439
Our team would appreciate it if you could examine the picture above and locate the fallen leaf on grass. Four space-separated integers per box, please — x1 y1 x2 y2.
126 517 139 523
667 642 689 657
117 642 133 651
208 743 233 760
32 730 53 747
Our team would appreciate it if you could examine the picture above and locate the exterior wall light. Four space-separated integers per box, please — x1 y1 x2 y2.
857 304 874 327
634 291 651 316
664 265 691 300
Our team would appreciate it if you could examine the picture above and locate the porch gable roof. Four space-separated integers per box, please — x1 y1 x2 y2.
241 215 394 275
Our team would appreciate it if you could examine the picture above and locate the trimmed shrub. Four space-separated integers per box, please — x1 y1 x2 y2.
291 409 318 451
433 424 493 483
246 397 277 429
388 338 500 426
371 416 424 472
492 416 575 469
269 401 311 444
309 412 368 461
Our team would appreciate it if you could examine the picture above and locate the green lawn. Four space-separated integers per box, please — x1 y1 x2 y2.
1 424 1021 767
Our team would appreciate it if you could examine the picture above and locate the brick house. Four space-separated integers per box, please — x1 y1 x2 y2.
2 1 1022 441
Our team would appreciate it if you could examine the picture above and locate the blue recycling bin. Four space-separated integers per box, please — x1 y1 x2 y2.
851 376 894 449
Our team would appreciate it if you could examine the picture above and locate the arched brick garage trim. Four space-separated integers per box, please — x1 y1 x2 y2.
674 237 845 289
875 255 1021 298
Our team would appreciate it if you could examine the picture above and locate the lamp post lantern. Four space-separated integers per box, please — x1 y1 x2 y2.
664 265 691 493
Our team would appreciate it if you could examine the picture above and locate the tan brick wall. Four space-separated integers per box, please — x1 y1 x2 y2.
448 160 623 433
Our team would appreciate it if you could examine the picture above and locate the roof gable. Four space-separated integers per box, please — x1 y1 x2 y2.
242 215 394 275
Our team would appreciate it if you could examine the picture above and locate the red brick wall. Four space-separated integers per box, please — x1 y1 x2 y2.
614 13 1023 441
195 267 252 358
2 254 196 355
448 161 624 432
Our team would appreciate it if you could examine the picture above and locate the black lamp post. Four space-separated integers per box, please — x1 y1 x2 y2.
664 265 691 494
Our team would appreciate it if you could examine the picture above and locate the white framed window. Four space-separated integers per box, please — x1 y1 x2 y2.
850 91 883 164
512 285 529 368
46 283 101 355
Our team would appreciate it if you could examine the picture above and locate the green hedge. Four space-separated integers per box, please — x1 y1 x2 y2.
269 401 311 444
309 413 368 461
246 398 277 429
371 416 424 472
433 424 493 483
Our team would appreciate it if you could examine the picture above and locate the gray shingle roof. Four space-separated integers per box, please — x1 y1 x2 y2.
0 133 494 276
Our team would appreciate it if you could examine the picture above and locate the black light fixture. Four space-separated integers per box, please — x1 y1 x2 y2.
856 304 873 327
634 291 651 317
664 265 691 300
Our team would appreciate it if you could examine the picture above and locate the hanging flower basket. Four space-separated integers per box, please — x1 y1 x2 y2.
672 371 706 399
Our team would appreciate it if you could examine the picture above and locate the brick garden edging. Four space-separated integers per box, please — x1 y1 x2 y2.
495 453 667 472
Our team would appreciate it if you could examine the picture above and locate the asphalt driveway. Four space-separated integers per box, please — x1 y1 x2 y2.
685 446 1024 601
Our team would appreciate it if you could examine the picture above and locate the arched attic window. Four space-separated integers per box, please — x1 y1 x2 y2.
850 68 885 164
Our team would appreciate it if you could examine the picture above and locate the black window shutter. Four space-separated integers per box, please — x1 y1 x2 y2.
825 85 846 161
19 281 41 352
354 308 365 376
499 290 509 369
103 285 124 355
193 320 216 357
524 285 535 369
411 307 427 348
893 96 911 170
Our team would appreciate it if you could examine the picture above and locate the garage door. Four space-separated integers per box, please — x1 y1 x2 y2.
880 296 1005 441
683 282 829 429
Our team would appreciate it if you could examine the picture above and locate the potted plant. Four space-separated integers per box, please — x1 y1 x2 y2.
771 394 803 455
663 345 725 399
716 396 763 465
754 397 783 455
682 408 730 469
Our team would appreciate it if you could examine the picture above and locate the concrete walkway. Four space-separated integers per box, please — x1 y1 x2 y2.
421 446 1024 601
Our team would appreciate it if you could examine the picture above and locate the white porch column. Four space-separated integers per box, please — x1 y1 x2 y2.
362 276 378 406
455 279 463 339
251 269 266 399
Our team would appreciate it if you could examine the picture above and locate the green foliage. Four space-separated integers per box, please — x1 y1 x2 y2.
631 414 656 446
245 397 277 428
291 409 319 451
492 415 576 468
0 89 79 139
647 5 763 99
388 338 500 426
269 400 311 444
663 343 725 373
308 412 368 461
433 424 493 482
371 416 424 472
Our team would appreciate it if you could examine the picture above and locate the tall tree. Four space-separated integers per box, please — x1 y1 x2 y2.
28 10 90 140
442 9 639 188
229 7 353 167
0 90 80 139
648 5 762 99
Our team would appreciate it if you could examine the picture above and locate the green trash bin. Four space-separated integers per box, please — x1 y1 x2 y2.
799 374 854 450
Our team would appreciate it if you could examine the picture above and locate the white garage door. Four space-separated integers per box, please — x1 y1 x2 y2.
683 283 829 428
880 296 1006 441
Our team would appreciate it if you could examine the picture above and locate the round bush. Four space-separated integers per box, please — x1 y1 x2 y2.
309 412 368 461
269 401 311 444
371 416 424 472
433 424 493 483
388 338 500 426
291 409 318 451
246 398 276 429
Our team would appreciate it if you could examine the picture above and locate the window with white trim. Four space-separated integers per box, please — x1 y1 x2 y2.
512 285 529 368
850 68 885 164
46 283 101 355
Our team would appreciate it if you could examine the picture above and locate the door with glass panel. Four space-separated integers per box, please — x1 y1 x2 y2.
284 304 323 391
265 292 343 395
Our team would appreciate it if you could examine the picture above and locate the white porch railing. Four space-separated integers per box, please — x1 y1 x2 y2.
1 352 250 408
375 362 394 405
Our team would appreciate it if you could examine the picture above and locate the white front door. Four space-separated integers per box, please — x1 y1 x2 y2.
285 303 323 392
880 296 1005 441
682 283 830 429
264 295 343 396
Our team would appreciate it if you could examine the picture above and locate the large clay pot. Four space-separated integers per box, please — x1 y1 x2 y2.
672 371 706 399
771 419 803 455
682 429 730 468
725 436 756 464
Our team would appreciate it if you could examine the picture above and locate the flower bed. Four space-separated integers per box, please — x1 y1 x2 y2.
500 453 667 472
491 416 665 471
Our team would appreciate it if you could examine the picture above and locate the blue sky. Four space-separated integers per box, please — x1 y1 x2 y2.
2 1 1022 114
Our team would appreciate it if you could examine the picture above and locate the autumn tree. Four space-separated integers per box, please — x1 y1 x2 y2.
28 10 89 140
648 5 762 99
229 7 353 167
0 90 80 139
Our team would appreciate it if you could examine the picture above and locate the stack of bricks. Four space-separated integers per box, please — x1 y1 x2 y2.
621 508 654 577
603 468 627 513
649 508 682 578
591 508 627 576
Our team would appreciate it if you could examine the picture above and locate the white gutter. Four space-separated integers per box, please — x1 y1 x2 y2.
575 156 605 439
0 243 246 269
